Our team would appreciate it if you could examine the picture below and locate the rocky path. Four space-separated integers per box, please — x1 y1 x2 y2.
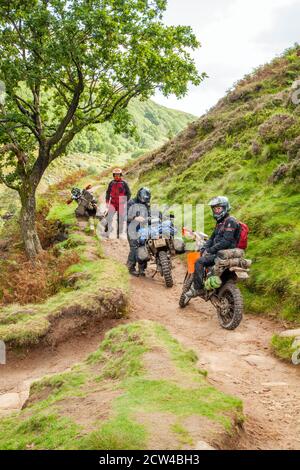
103 239 300 450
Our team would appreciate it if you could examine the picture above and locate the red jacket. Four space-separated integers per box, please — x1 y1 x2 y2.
106 179 131 212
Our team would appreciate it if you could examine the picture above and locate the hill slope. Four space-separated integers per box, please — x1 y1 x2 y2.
126 46 300 321
68 98 195 164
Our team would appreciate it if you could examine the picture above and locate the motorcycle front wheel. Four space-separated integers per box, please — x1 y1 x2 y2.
158 251 173 288
216 281 243 330
179 272 194 308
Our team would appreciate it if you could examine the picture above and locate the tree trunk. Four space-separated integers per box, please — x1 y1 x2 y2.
19 185 43 260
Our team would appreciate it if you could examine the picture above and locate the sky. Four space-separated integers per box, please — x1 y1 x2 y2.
154 0 300 116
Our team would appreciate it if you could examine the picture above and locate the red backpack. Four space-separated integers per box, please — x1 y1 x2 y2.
236 221 249 250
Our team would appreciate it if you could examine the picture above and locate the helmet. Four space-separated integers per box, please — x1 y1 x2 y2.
208 196 231 222
137 187 151 204
71 187 81 200
113 168 122 179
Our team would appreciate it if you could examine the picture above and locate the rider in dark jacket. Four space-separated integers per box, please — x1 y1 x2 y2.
127 187 151 277
185 196 239 299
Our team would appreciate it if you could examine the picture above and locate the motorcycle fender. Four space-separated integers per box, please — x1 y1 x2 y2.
154 238 167 248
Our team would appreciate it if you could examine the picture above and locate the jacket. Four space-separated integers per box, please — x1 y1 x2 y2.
105 179 131 209
203 215 239 255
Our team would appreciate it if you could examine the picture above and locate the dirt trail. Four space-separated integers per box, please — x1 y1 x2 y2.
102 239 300 450
0 317 124 417
0 236 299 449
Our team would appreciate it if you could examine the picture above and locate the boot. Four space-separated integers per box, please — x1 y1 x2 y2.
184 283 202 301
138 263 147 277
128 266 139 277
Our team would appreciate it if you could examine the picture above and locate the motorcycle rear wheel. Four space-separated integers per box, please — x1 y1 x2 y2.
216 281 243 330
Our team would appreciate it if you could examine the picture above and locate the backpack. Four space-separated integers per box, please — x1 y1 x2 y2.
236 221 249 250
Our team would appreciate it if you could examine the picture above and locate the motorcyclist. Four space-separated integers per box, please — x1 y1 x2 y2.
184 196 239 299
127 187 152 277
105 168 131 238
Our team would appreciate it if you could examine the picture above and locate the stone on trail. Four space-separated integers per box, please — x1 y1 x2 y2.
195 441 215 450
0 393 21 410
261 382 288 387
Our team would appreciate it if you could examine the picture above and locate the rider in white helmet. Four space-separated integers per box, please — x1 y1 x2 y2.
184 196 239 300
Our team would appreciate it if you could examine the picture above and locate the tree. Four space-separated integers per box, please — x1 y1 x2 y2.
0 0 204 259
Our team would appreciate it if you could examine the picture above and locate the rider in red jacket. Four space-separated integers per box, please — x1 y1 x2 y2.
105 168 131 238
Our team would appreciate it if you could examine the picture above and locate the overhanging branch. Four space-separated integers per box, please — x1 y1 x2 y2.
47 61 84 148
0 143 27 166
0 172 19 191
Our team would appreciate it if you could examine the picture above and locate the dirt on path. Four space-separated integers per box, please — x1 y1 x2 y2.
102 239 300 450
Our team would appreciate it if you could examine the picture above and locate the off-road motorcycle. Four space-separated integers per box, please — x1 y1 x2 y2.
137 213 185 288
179 228 251 330
67 185 97 219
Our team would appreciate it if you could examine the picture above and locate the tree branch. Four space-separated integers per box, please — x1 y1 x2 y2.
0 117 41 141
50 125 79 161
0 143 28 166
0 171 19 191
47 61 84 147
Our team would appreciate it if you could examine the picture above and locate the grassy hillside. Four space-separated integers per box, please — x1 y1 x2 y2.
68 98 195 165
126 46 300 322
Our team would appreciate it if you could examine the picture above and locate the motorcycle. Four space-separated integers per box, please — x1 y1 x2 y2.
179 228 251 330
137 213 184 288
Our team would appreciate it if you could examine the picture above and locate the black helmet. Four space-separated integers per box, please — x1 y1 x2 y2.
71 187 81 200
137 187 151 204
208 196 231 222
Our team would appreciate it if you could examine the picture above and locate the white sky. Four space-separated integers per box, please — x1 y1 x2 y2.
154 0 300 116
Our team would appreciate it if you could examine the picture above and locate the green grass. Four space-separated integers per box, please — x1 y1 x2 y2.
154 323 207 377
78 415 147 450
47 202 77 226
0 321 243 450
127 46 300 322
171 422 194 448
0 413 83 450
